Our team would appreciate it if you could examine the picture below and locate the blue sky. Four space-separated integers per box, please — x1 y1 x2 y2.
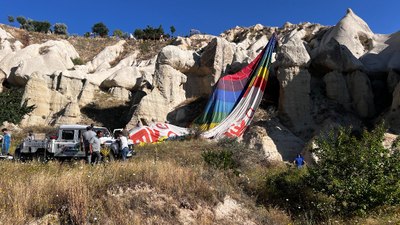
1 0 399 36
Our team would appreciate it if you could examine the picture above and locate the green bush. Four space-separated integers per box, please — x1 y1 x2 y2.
202 149 237 170
0 89 36 125
54 23 68 35
92 22 109 37
134 25 165 40
71 57 84 65
265 167 335 221
309 123 400 215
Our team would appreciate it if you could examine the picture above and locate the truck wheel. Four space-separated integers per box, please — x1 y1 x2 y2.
35 150 47 163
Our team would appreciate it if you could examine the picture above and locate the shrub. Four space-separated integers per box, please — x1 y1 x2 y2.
309 123 400 215
0 88 36 124
92 22 109 37
8 15 14 23
54 23 68 35
71 57 85 65
16 16 26 26
113 29 124 38
202 138 242 171
134 25 165 40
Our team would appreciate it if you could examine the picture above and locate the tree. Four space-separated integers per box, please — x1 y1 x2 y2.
134 25 166 40
113 29 124 38
170 25 176 37
309 123 400 215
31 21 51 33
84 32 91 38
54 23 68 35
92 22 109 37
16 16 27 27
0 89 36 125
7 16 14 23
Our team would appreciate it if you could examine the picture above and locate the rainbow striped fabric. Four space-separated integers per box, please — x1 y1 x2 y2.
197 34 277 139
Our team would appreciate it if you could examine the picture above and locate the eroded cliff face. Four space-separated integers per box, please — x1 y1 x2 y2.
0 8 399 161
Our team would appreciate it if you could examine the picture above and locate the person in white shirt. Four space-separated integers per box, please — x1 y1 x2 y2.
89 131 103 164
118 132 129 161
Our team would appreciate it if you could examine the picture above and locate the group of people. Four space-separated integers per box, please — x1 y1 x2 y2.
81 125 130 164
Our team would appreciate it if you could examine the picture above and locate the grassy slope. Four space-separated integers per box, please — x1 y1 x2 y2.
0 139 292 224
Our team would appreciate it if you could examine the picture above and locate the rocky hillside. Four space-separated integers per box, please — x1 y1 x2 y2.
1 8 399 162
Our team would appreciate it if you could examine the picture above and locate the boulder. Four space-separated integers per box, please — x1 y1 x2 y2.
387 70 400 93
157 45 198 73
323 71 351 110
386 82 400 132
0 27 23 61
346 70 375 118
360 32 400 73
172 34 214 50
127 65 187 125
0 69 5 92
311 38 363 73
86 40 126 73
276 29 311 67
0 40 79 86
109 87 131 101
101 67 143 90
277 66 313 132
243 119 305 161
193 37 234 94
318 8 374 58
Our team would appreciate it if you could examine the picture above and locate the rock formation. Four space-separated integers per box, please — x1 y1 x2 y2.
0 8 399 162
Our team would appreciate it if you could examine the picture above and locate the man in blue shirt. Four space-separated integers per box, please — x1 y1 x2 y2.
294 154 305 169
2 128 11 156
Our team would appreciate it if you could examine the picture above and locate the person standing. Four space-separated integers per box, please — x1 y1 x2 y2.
89 130 103 164
121 126 129 137
1 128 11 156
25 130 35 141
293 154 306 169
82 126 96 164
118 132 129 161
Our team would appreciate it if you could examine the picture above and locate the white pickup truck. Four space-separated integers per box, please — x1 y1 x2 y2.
15 124 132 161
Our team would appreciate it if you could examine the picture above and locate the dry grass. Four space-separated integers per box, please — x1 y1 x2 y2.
0 139 293 224
1 24 174 70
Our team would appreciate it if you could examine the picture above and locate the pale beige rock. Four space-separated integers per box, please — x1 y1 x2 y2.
191 37 234 95
101 67 142 90
319 8 374 58
277 67 313 132
157 45 197 73
0 40 79 86
244 119 305 161
0 69 5 92
311 38 364 73
361 32 400 72
346 70 375 118
172 34 214 50
109 87 131 101
20 71 97 126
128 65 187 125
277 29 311 67
323 71 351 110
0 27 23 61
86 40 126 72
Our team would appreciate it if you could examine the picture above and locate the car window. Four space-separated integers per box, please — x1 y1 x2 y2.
61 130 74 140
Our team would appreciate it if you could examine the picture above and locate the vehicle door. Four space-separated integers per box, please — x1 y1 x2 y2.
53 129 85 157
